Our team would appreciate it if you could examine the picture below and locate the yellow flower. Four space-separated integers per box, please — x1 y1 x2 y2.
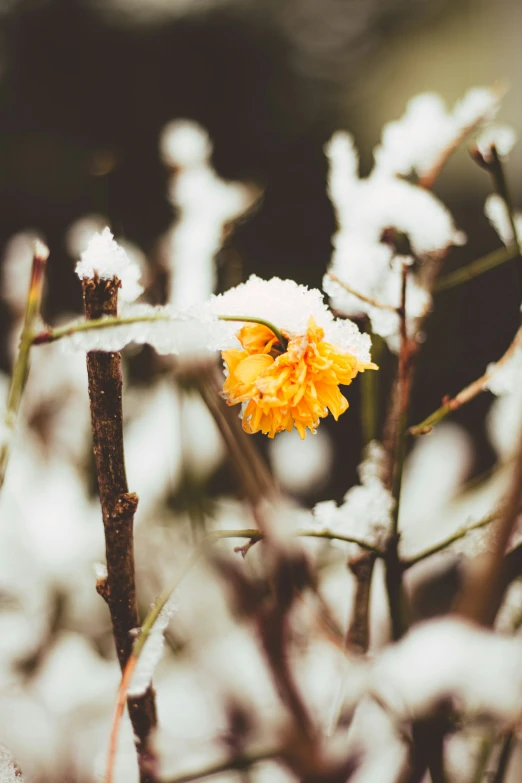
221 317 377 438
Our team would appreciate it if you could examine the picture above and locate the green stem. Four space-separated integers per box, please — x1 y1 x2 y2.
361 331 383 445
470 733 495 783
135 526 382 659
33 313 288 352
410 324 522 436
409 401 451 436
162 747 279 783
297 528 383 553
327 272 398 312
33 312 168 344
435 244 519 292
106 522 381 777
0 241 49 490
402 510 499 569
218 315 288 350
491 732 515 783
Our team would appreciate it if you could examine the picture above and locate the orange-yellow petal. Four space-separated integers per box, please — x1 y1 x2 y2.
237 323 279 354
234 353 274 385
221 318 377 438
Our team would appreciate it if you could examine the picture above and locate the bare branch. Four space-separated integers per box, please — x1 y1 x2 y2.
82 276 157 781
410 325 522 436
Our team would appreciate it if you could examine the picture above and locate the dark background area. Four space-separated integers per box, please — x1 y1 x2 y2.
0 0 520 503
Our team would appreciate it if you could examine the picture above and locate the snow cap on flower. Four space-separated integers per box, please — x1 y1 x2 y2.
75 227 144 302
214 277 377 438
59 274 373 371
207 274 373 363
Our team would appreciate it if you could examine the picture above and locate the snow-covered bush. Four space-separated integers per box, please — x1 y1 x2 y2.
0 83 521 783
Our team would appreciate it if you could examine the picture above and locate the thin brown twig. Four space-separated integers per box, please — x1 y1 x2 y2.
194 364 317 740
105 521 363 783
435 244 519 292
418 85 505 189
0 240 49 490
471 144 522 259
485 145 522 302
82 276 157 782
456 417 522 626
161 746 281 783
327 272 399 312
402 510 499 569
410 325 522 436
384 262 412 641
194 363 276 513
345 550 377 654
491 732 515 783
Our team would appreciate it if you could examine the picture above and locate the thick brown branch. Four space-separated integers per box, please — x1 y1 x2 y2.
82 277 157 780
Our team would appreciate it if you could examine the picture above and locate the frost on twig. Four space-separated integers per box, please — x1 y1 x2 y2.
81 273 157 778
373 87 501 182
76 227 144 303
483 330 522 397
47 274 375 366
312 442 394 555
484 194 522 250
128 593 178 697
54 303 217 356
486 317 522 459
323 128 461 350
208 274 374 362
0 745 24 782
323 86 509 351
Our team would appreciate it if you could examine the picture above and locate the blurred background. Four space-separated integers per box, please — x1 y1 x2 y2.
1 0 521 500
0 2 521 779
